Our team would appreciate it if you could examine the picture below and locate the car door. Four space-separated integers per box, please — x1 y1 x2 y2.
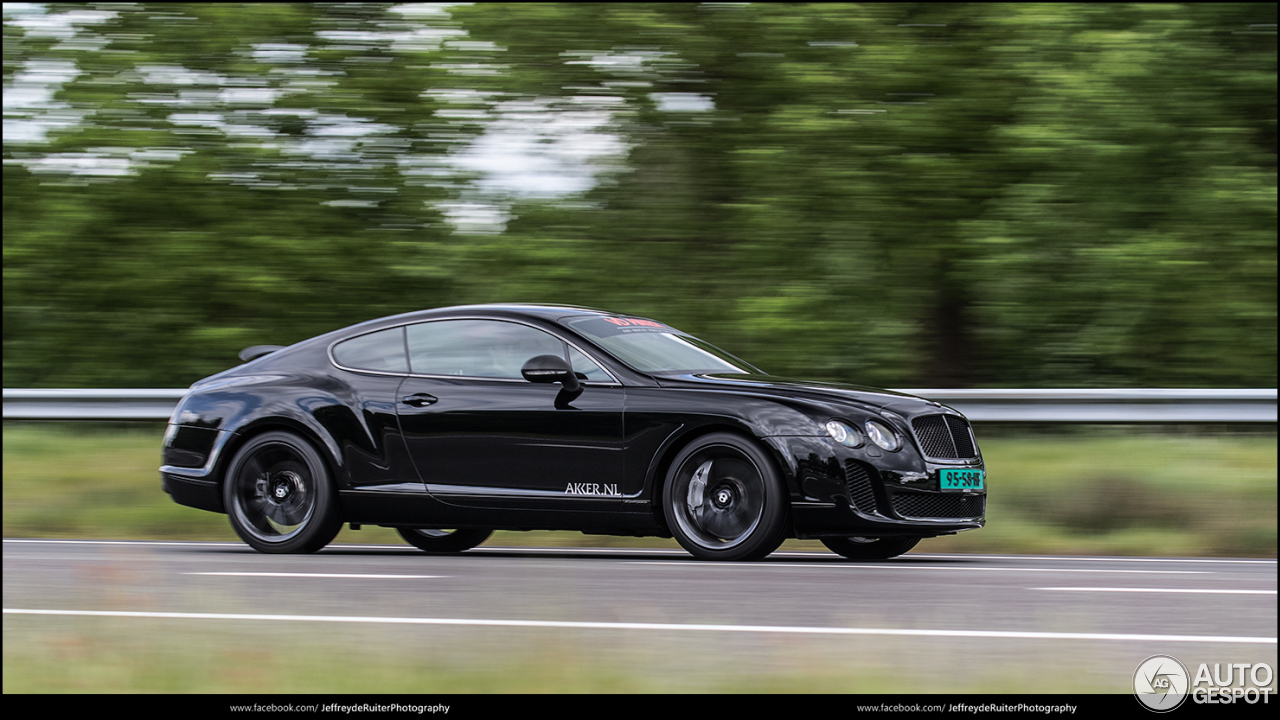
394 318 627 509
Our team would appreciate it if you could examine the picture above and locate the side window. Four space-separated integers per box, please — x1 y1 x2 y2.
407 320 566 379
569 347 610 382
331 327 408 373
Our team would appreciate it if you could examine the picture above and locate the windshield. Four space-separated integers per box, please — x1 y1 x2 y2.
563 316 757 375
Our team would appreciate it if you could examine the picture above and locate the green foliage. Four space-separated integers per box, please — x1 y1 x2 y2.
449 2 1276 387
4 3 483 385
3 3 1275 388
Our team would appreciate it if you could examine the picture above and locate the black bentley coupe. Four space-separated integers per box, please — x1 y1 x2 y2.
162 304 985 561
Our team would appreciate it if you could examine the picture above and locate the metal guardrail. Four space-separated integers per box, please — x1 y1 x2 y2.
3 389 188 420
895 388 1278 423
3 388 1276 423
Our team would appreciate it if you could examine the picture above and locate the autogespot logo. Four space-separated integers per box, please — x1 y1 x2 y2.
1135 655 1191 712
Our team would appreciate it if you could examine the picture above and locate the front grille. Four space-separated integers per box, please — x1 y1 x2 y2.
911 414 978 459
946 415 975 457
891 492 985 520
844 460 879 514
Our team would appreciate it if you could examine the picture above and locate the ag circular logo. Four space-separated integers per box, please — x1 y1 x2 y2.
1135 655 1190 712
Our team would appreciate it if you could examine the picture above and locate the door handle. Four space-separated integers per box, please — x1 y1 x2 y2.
401 393 438 407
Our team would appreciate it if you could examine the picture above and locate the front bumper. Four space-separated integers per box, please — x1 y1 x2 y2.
769 433 987 540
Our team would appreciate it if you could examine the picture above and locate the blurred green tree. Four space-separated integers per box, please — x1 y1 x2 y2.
3 3 1275 388
448 2 1276 388
4 3 484 386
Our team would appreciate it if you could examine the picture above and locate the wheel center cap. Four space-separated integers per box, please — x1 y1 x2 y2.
270 472 300 502
713 486 734 508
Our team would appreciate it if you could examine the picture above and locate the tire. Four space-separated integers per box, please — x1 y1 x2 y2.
663 432 788 561
222 431 343 554
821 536 920 560
396 528 492 554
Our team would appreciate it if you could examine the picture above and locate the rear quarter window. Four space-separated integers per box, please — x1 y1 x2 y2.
331 327 408 373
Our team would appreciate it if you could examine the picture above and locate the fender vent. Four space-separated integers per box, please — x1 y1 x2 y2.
844 460 879 514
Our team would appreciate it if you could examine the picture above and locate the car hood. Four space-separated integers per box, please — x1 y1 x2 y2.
654 373 949 416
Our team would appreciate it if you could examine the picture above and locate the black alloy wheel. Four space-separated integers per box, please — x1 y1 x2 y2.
223 431 343 553
821 535 921 560
663 432 788 561
396 528 493 553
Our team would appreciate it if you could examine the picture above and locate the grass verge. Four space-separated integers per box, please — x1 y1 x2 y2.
2 615 1118 693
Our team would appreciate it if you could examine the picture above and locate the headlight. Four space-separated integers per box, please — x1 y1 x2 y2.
865 420 901 451
825 420 863 448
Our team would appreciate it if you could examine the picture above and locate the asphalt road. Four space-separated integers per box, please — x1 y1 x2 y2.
4 539 1276 692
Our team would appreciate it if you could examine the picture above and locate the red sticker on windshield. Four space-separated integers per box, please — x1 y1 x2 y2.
604 317 665 328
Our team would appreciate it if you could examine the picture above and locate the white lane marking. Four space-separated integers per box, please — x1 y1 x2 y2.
1036 587 1277 595
627 561 1211 574
186 572 445 579
907 554 1277 565
2 539 246 548
5 608 1275 645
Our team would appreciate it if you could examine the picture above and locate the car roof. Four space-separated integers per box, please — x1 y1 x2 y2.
224 304 631 376
276 304 630 351
359 303 626 328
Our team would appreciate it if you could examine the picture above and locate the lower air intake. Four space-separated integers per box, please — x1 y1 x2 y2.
891 492 985 520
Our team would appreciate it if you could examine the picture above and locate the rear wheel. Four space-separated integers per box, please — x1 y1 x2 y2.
663 433 788 561
821 536 920 560
223 431 342 553
397 528 492 554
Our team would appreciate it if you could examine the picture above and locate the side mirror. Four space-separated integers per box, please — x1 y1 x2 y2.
520 355 581 393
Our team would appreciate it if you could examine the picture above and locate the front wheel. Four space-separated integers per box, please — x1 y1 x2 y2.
223 431 343 553
397 528 492 554
821 536 921 560
663 433 788 561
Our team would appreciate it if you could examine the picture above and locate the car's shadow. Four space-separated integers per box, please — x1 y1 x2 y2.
187 543 978 564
